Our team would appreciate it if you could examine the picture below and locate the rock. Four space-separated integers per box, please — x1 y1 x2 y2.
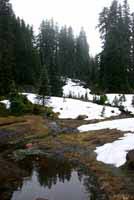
25 143 33 149
13 149 46 161
48 121 78 135
126 149 134 169
48 122 61 136
36 198 48 200
62 127 78 134
76 115 88 120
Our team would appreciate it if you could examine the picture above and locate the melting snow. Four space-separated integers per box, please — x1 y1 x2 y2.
24 94 120 120
78 118 134 132
78 118 134 167
95 133 134 167
63 78 93 100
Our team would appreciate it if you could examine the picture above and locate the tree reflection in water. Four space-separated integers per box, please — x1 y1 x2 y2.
11 156 105 200
36 157 72 189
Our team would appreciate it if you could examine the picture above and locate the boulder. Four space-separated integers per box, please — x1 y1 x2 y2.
76 115 88 120
126 149 134 169
62 127 78 134
48 121 78 135
48 122 61 136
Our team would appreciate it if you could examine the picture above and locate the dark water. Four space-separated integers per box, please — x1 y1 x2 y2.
10 157 101 200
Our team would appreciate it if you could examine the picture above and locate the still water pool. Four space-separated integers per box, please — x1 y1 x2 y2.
11 157 101 200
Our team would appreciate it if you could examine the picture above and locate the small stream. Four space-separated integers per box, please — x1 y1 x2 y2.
10 156 104 200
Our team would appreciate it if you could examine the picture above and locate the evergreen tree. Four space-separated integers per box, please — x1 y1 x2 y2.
13 19 41 89
38 19 63 96
38 65 50 106
129 12 134 87
58 26 76 78
75 28 90 81
98 0 131 92
0 0 15 96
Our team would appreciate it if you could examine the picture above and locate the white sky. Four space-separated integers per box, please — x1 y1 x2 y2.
10 0 134 56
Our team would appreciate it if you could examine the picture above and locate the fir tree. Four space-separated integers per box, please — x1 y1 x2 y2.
38 65 50 106
0 0 15 96
98 0 131 92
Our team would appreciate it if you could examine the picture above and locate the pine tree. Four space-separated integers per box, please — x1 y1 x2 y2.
0 0 15 96
58 26 76 78
38 65 50 106
38 19 63 96
13 19 41 89
98 0 131 92
75 28 90 81
129 13 134 87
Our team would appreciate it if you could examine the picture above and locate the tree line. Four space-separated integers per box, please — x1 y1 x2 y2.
0 0 94 98
1 0 134 98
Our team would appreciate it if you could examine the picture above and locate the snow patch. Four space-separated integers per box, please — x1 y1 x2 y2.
78 118 134 167
63 78 93 101
78 118 134 132
95 133 134 167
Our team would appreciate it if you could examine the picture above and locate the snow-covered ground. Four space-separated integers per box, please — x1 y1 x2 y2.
95 133 134 167
63 78 93 101
49 97 120 120
78 118 134 132
107 94 134 114
24 93 120 120
78 118 134 167
1 100 10 109
63 79 134 115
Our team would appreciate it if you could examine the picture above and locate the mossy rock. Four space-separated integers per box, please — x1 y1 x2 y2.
13 148 46 161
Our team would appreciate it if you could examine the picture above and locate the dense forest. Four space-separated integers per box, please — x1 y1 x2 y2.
1 0 134 97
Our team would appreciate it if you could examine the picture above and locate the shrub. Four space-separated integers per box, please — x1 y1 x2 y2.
0 103 9 116
132 96 134 107
119 105 125 112
32 104 45 115
99 95 107 105
68 92 72 98
44 107 59 119
93 95 99 103
85 92 88 101
44 107 54 117
10 93 33 115
10 98 25 115
101 106 106 117
112 96 119 107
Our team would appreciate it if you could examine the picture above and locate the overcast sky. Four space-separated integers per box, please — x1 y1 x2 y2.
10 0 134 56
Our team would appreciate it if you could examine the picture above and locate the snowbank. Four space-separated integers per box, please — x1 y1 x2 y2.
78 118 134 132
107 94 134 114
95 133 134 167
78 118 134 167
63 78 93 101
48 97 120 120
23 93 120 120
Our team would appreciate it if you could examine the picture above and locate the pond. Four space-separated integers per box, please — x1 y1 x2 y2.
10 157 103 200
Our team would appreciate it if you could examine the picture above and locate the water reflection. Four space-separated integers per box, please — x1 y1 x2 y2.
10 157 103 200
